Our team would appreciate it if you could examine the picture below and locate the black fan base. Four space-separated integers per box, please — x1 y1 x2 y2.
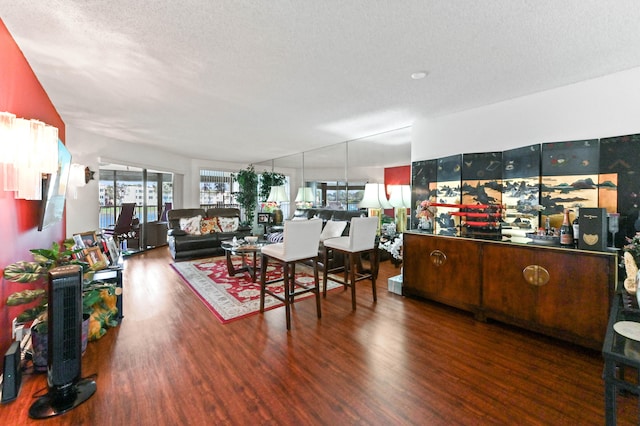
29 378 96 419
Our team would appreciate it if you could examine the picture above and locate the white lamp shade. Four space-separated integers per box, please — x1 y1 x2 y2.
401 185 411 208
388 185 405 208
267 185 288 203
359 183 381 208
295 187 314 202
360 183 392 209
378 184 392 209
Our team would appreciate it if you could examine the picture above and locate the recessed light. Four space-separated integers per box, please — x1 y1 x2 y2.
411 71 428 80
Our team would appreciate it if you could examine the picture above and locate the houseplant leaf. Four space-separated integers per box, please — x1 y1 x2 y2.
6 289 46 306
17 305 47 323
3 261 46 282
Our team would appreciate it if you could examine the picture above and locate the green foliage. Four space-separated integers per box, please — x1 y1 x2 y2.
259 171 286 202
232 164 259 226
3 240 91 324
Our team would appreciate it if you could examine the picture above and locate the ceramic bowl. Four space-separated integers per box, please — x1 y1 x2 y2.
245 236 259 244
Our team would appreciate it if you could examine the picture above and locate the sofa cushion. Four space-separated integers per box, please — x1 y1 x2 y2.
179 215 202 235
200 217 219 234
216 217 239 232
266 232 284 243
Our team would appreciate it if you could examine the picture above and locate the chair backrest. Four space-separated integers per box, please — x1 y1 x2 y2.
282 218 323 259
347 217 379 252
112 203 137 234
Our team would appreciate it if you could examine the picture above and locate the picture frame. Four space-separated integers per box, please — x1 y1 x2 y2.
73 234 85 249
84 246 107 269
78 231 98 248
257 213 271 224
106 236 120 264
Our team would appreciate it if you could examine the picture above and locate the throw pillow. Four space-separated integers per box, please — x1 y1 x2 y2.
179 215 202 235
217 217 239 232
266 232 284 243
320 220 347 242
200 217 219 234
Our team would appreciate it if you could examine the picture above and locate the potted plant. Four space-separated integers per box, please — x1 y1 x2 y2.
232 164 259 226
3 240 96 369
259 171 285 202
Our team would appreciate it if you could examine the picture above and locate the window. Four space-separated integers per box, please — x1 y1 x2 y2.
99 166 173 229
199 170 238 208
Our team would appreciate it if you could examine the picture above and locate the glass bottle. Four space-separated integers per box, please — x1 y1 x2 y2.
560 208 574 248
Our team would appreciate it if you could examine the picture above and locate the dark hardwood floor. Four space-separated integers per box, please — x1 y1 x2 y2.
1 246 636 425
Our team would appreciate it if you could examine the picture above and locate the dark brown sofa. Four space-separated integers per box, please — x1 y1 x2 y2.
167 207 252 260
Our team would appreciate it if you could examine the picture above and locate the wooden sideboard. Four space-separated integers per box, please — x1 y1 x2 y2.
403 232 617 350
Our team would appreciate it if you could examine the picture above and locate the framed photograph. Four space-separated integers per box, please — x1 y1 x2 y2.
106 237 120 264
84 246 107 269
73 234 85 249
257 213 271 224
79 231 98 247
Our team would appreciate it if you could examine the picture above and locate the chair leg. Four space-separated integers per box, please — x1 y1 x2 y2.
283 262 291 331
313 258 321 319
323 246 330 297
370 248 377 302
349 253 357 310
260 254 268 313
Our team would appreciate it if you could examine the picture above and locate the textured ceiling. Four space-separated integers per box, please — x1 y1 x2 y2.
3 1 640 165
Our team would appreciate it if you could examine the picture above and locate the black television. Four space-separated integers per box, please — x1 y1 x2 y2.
38 140 72 231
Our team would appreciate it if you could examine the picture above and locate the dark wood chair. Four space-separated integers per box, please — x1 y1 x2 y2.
103 203 138 245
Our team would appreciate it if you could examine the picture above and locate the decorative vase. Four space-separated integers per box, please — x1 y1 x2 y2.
624 252 638 295
636 270 640 308
82 313 90 354
30 325 48 373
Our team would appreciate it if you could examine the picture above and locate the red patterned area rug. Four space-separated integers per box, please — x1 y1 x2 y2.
171 256 341 324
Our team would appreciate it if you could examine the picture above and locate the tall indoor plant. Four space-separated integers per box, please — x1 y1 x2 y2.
259 171 285 202
232 164 259 226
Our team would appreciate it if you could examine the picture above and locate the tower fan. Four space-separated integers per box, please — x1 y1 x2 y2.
29 265 96 419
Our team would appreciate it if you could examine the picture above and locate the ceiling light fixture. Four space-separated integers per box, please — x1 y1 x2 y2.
411 71 428 80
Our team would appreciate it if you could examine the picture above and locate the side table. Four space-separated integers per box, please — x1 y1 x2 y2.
603 291 640 425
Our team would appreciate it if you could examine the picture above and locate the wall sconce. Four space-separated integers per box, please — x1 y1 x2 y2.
0 111 59 200
84 167 95 183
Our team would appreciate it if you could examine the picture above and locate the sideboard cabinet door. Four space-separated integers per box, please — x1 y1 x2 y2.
403 233 482 313
483 243 612 348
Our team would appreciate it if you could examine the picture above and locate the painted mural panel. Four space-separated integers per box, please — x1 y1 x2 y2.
460 152 502 239
600 133 640 247
435 154 461 236
541 139 599 230
411 159 437 231
501 144 541 235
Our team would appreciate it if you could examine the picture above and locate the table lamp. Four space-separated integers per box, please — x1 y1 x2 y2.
359 183 391 235
267 185 289 225
388 184 410 233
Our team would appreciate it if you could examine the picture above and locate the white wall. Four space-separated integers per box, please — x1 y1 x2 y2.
65 127 194 237
412 66 640 161
64 127 262 237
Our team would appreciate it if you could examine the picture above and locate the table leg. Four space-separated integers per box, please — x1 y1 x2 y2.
604 359 617 426
225 250 236 276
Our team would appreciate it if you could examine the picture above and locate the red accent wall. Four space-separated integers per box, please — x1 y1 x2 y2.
383 165 410 215
0 19 66 354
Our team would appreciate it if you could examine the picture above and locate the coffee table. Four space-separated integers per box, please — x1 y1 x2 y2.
220 240 269 282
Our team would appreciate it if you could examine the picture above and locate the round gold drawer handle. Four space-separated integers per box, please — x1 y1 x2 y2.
522 265 550 286
430 249 447 266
